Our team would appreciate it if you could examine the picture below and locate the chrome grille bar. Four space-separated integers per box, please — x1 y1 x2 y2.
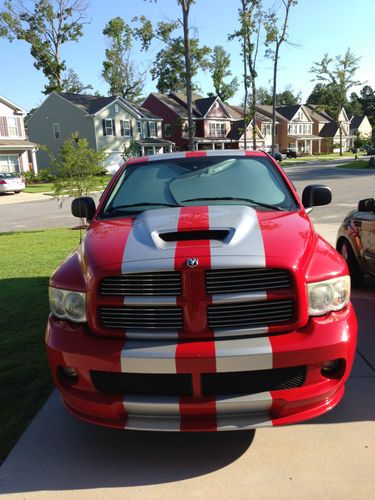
100 272 181 296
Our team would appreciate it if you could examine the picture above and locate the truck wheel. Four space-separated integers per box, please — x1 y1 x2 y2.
339 240 364 287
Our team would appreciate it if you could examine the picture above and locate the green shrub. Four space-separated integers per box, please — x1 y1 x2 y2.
23 171 37 185
37 169 54 183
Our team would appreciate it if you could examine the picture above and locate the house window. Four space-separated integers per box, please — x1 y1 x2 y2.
114 104 120 113
137 121 142 134
148 121 157 137
53 123 61 140
8 117 18 136
164 123 172 137
263 123 272 136
0 154 19 172
209 122 226 137
103 119 115 136
120 120 131 137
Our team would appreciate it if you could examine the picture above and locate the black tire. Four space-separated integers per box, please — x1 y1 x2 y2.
14 191 21 194
339 239 364 287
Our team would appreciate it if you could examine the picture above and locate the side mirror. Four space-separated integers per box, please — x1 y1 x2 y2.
71 197 96 221
302 185 332 208
358 198 375 212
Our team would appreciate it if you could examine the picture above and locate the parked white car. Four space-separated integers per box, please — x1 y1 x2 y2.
0 173 25 194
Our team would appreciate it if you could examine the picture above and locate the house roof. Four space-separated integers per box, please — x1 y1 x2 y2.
0 139 36 148
0 96 25 114
148 93 190 118
350 115 366 129
59 93 117 114
304 104 332 123
228 120 246 140
319 122 339 137
274 104 303 121
255 105 286 122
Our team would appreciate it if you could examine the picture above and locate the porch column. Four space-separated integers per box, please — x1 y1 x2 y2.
153 147 156 155
31 149 38 174
169 146 173 152
318 140 321 154
212 143 215 150
304 140 307 154
141 146 145 156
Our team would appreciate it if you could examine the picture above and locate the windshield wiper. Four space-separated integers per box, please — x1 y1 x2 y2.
180 196 284 211
105 202 180 214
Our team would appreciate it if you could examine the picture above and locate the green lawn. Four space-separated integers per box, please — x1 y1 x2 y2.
339 160 375 169
24 183 53 193
0 229 79 463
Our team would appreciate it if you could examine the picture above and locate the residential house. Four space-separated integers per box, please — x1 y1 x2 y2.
143 92 240 151
27 93 174 170
348 115 373 148
225 104 268 150
256 104 322 154
0 95 38 173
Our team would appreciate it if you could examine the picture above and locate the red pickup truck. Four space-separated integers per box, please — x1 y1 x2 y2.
46 150 357 431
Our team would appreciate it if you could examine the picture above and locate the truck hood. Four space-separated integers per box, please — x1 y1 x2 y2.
83 205 315 274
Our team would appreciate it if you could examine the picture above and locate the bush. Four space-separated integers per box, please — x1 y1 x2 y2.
37 169 54 183
23 171 37 185
369 157 375 168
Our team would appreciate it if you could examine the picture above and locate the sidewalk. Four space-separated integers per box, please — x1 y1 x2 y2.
0 191 49 205
1 224 374 499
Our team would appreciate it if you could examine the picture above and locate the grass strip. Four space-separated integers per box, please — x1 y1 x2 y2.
338 160 375 169
0 228 79 463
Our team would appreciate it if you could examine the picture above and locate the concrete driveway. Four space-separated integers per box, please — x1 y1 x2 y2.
1 225 374 499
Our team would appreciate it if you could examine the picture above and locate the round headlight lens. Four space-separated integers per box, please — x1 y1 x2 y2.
49 287 87 323
64 292 86 321
49 288 65 317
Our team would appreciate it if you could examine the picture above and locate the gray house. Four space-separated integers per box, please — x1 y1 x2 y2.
27 93 175 170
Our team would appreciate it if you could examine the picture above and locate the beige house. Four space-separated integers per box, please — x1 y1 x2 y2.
28 93 174 170
0 96 38 173
349 115 373 148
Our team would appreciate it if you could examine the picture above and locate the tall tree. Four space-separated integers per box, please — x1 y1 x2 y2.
134 3 211 150
102 17 145 102
264 0 297 154
310 48 361 155
61 68 93 94
150 37 211 94
230 1 262 149
252 85 301 106
208 45 239 102
306 83 337 117
0 0 88 94
350 85 375 126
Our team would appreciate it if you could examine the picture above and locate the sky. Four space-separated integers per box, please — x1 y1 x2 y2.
1 0 375 112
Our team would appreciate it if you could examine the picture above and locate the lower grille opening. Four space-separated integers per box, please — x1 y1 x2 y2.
201 366 306 396
91 372 192 396
91 366 306 397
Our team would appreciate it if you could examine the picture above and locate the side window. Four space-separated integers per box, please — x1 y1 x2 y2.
137 121 142 135
120 120 131 137
164 123 172 137
53 123 61 140
102 119 115 136
148 121 157 137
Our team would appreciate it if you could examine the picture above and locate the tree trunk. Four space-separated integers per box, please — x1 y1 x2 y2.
181 2 195 151
251 81 257 150
339 120 343 156
242 0 248 150
271 46 279 155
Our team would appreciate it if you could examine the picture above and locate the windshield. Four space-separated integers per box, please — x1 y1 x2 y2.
0 173 19 179
100 156 298 217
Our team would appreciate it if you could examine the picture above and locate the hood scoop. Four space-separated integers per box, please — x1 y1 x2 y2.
159 229 230 242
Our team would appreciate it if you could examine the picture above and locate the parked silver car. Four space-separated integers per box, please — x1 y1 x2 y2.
0 172 25 194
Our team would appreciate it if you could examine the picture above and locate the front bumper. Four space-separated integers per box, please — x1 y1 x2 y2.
46 304 357 431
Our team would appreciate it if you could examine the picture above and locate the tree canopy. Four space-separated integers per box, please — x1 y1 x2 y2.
0 0 89 94
102 16 145 102
208 45 239 102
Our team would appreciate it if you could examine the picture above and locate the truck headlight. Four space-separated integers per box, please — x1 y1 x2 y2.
49 287 87 323
307 276 350 316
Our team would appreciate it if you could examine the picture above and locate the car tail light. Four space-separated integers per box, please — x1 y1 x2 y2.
0 180 7 184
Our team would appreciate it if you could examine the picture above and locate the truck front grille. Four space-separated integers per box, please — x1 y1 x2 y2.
206 268 291 294
100 306 183 330
90 366 306 396
208 299 294 329
100 272 181 296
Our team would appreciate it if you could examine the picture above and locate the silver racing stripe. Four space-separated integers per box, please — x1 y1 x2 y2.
214 337 273 372
121 207 181 273
208 205 266 269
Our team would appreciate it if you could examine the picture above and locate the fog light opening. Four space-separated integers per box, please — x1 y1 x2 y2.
59 366 78 382
321 359 343 379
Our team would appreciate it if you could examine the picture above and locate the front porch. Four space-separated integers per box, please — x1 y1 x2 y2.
288 135 322 155
0 140 38 174
194 137 238 150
